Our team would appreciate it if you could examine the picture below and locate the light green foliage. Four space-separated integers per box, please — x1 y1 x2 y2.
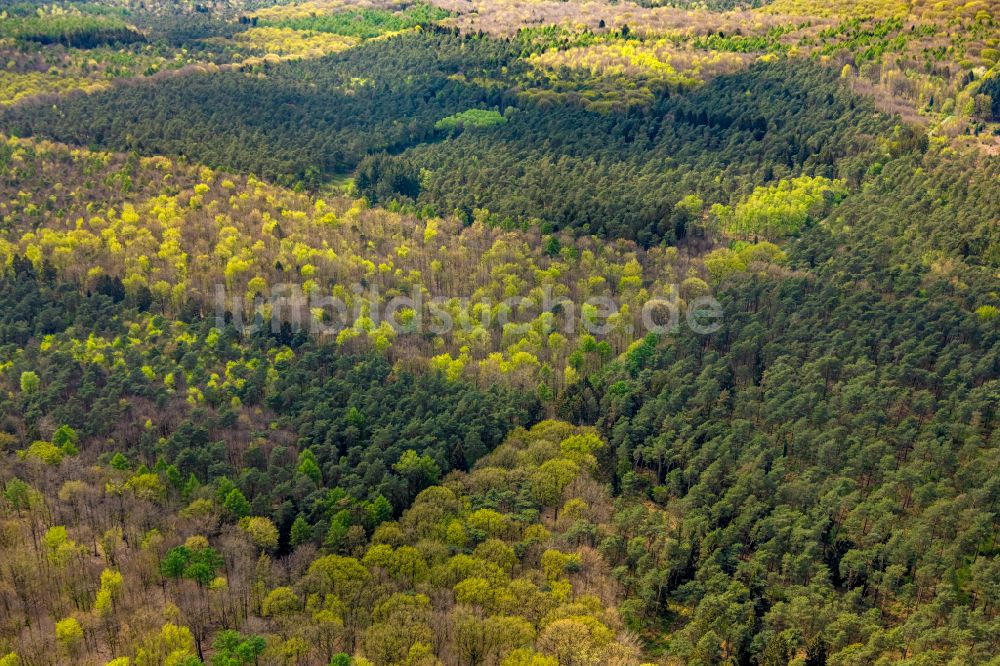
261 587 300 617
712 176 847 240
558 432 603 457
44 526 84 566
18 371 39 393
18 440 64 465
435 109 508 132
531 458 580 507
307 554 372 599
94 569 124 617
704 241 788 283
975 304 998 321
125 473 166 502
240 516 279 551
362 543 394 569
473 539 517 572
466 508 508 537
387 546 428 585
540 549 581 581
16 425 80 465
55 617 83 653
134 623 198 666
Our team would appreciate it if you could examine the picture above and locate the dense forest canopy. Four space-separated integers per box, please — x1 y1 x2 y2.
0 0 998 665
0 33 903 245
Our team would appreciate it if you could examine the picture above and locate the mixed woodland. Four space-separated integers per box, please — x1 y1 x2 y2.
0 0 998 665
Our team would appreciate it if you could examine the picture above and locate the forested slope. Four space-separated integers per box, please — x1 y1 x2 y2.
558 146 1000 663
0 0 998 665
402 58 896 245
1 29 517 187
2 31 900 245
